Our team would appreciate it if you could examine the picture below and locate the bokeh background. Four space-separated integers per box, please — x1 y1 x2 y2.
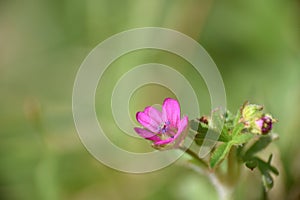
1 0 300 199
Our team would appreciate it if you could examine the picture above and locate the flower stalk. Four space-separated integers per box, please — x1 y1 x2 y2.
179 146 208 169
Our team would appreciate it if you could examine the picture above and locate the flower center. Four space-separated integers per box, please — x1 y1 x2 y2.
158 121 177 138
159 121 170 133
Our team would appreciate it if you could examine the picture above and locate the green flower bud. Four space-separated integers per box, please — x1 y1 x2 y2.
241 102 263 125
245 160 258 170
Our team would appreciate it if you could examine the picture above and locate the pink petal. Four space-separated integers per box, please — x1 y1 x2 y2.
162 98 180 127
173 116 189 147
134 128 161 142
144 106 162 124
255 119 264 128
136 112 159 132
134 127 156 138
153 137 174 146
153 117 189 146
177 116 189 136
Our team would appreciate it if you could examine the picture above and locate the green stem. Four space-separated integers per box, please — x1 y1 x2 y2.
209 173 233 200
179 146 208 169
227 146 236 185
227 146 241 187
184 161 233 200
179 146 237 199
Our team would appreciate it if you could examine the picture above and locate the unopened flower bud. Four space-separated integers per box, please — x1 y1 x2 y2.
198 116 209 125
245 160 258 170
254 115 274 135
240 102 276 134
241 102 263 125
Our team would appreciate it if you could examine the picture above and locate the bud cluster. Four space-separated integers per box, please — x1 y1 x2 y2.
240 102 276 134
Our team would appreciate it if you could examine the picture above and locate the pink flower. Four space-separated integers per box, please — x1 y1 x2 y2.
134 98 189 148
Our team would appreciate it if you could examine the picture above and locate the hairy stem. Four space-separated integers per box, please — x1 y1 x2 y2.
209 173 233 200
185 160 233 200
179 146 208 169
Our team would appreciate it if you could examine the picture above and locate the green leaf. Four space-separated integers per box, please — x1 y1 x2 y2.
262 171 274 190
244 156 279 190
190 120 208 134
210 142 232 168
233 109 242 126
255 156 279 190
267 154 273 164
194 130 230 144
232 133 253 145
256 156 279 176
192 118 230 144
220 125 232 142
243 135 272 161
232 123 244 138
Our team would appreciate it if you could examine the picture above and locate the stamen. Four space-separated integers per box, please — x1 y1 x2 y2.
159 121 170 133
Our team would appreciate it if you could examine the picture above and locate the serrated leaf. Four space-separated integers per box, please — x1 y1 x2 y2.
210 142 232 168
233 109 242 126
243 136 272 161
192 118 230 145
220 125 232 142
232 133 253 145
232 123 244 138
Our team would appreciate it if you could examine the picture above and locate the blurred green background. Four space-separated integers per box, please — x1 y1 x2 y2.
1 0 300 199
